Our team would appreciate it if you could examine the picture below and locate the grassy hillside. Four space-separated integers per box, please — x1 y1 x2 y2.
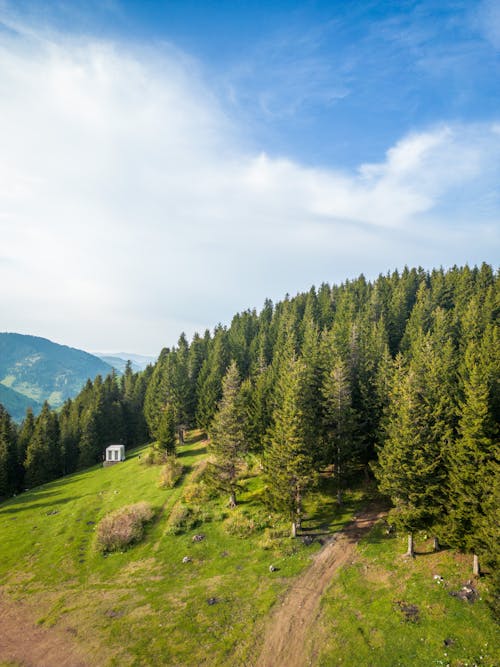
0 433 497 666
0 332 113 410
314 525 499 667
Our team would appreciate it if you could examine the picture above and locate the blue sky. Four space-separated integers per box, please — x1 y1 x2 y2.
0 0 498 354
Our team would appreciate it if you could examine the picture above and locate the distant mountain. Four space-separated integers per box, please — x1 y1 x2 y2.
0 333 114 416
97 355 143 374
94 352 156 371
0 383 44 423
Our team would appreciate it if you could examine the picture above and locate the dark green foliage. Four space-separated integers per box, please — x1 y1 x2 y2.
265 356 315 536
196 326 230 430
321 358 359 504
208 360 246 506
445 335 499 565
0 405 18 497
24 402 61 487
375 320 456 536
157 403 177 455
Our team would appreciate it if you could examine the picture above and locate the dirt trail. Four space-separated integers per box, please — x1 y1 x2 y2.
0 591 90 667
256 504 386 667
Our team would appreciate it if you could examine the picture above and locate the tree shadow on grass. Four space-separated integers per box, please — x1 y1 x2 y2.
178 445 207 459
0 496 80 515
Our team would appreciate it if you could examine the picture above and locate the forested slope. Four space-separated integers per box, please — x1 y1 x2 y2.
0 263 498 581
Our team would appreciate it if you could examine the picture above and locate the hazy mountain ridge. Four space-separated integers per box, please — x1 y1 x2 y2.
95 353 155 373
0 333 114 416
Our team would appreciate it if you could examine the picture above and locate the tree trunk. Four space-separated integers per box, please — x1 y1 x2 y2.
228 491 237 508
337 488 343 506
473 553 480 577
296 487 302 531
405 532 414 557
291 521 297 538
433 536 440 552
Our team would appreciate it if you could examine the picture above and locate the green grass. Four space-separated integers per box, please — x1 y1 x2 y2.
315 521 499 667
0 433 366 666
1 440 497 666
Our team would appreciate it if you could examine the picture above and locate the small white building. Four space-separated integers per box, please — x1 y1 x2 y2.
104 444 125 466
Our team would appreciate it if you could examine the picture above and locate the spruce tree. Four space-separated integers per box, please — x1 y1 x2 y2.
208 360 246 507
25 402 60 487
445 337 499 573
157 403 177 456
321 358 358 505
0 405 18 497
375 322 455 555
17 407 35 489
265 356 315 537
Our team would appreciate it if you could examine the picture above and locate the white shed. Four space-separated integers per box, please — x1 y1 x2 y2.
104 444 125 466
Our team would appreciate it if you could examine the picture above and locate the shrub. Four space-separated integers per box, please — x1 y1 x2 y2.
159 459 184 489
96 501 154 553
182 480 214 504
223 509 269 538
166 504 199 535
223 512 257 537
142 446 172 466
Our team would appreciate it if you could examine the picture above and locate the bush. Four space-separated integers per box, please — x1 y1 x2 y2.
166 504 200 535
141 446 172 466
182 480 215 504
96 502 154 553
159 459 184 489
223 509 270 538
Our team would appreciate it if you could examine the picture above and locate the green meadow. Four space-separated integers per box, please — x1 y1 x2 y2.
0 432 497 666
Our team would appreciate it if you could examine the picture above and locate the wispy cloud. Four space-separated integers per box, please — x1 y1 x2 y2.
476 0 500 49
0 17 498 353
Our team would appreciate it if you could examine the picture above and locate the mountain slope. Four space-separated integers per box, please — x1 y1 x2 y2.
0 333 113 409
0 383 44 422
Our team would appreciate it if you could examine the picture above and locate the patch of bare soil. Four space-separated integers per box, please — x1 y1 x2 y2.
255 504 387 667
0 591 90 667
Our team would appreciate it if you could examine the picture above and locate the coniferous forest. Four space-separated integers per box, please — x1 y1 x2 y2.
0 264 498 587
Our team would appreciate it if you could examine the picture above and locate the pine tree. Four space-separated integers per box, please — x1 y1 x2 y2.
375 322 455 555
321 358 358 505
265 356 315 537
59 400 79 474
208 361 246 507
157 403 177 456
17 407 35 488
445 337 499 573
77 411 98 468
25 403 60 487
0 405 18 497
196 327 230 430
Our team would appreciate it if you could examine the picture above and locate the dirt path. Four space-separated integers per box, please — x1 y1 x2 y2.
0 591 90 667
256 504 386 667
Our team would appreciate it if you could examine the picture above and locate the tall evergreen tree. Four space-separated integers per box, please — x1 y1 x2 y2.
157 403 177 456
265 356 315 537
208 360 246 507
0 405 18 497
444 337 499 572
17 407 35 488
25 403 60 488
321 358 358 505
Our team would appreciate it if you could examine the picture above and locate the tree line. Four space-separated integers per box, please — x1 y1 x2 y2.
0 263 498 574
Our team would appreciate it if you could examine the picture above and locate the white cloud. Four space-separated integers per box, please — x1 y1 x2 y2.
0 19 498 353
